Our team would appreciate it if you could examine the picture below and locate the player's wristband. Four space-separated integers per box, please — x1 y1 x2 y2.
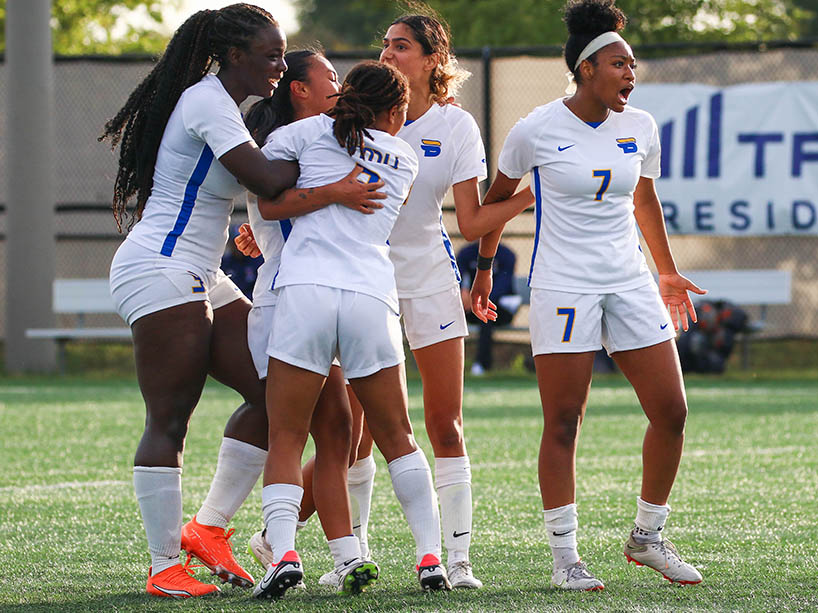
477 255 494 271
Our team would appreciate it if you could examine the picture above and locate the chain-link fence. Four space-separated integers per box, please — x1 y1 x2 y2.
1 42 816 342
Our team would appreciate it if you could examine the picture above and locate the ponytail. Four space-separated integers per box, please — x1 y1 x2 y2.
329 61 409 156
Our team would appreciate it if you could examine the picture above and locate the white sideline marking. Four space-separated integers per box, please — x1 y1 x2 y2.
0 476 214 496
0 480 128 494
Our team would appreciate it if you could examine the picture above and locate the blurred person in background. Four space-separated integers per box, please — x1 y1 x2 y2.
220 224 262 299
457 241 521 375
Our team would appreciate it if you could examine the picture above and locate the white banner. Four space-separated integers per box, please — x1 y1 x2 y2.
629 82 818 235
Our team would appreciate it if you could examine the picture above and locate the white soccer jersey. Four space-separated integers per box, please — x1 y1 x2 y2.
389 104 487 298
126 74 253 272
248 129 288 308
499 98 660 293
261 114 419 313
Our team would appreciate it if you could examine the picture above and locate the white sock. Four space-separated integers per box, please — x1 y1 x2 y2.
196 437 266 529
347 454 376 557
544 503 580 572
387 448 441 565
261 483 303 565
435 456 473 565
328 535 361 569
633 496 670 544
133 466 183 575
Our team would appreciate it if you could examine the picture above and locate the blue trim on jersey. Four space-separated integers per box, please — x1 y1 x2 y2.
528 167 543 286
160 144 215 257
586 120 603 128
439 214 461 283
280 219 292 240
270 219 293 290
404 119 415 126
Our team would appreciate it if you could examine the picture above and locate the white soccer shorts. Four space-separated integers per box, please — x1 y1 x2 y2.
267 284 404 379
110 239 244 326
529 282 675 356
399 284 468 351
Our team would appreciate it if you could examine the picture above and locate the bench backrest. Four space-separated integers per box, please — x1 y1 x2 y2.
53 279 116 314
682 269 792 305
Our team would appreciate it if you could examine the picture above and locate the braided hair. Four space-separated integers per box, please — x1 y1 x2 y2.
99 4 278 232
563 0 627 85
244 49 322 147
391 7 470 104
328 61 409 157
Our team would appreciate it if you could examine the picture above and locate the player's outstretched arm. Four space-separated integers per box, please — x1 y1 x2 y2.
257 166 386 221
453 177 534 242
633 176 706 330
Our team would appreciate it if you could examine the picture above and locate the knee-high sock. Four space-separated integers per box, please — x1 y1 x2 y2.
347 454 376 557
435 455 473 565
262 484 303 565
134 466 183 575
387 449 441 565
196 437 266 529
544 503 579 571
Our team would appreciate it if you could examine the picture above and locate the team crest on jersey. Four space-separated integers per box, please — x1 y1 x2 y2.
616 137 638 154
420 139 442 157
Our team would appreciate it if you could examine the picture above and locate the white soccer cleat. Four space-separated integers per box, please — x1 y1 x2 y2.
624 534 703 585
318 566 343 589
252 550 303 600
248 530 305 589
247 530 274 569
448 560 483 589
337 558 379 594
551 561 604 591
417 553 452 591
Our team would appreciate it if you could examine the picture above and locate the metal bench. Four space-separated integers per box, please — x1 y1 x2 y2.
25 279 131 372
680 269 792 368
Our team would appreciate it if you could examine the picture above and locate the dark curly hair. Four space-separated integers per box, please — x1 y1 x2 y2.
244 49 323 147
328 61 409 156
99 4 279 232
563 0 627 84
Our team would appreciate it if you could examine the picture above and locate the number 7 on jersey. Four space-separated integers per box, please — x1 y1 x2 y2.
592 169 611 201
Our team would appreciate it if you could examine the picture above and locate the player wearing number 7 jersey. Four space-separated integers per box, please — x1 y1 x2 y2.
471 0 706 592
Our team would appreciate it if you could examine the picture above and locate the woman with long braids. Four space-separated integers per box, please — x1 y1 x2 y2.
252 60 455 600
100 5 383 598
471 0 704 591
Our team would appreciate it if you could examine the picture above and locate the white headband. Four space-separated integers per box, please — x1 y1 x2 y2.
565 31 631 94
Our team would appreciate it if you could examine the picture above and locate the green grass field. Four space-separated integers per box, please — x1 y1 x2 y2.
1 373 816 612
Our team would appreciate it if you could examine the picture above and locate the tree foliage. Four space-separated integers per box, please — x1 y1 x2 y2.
293 0 817 50
1 1 180 55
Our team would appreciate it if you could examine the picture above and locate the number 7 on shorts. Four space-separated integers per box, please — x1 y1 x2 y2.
556 307 575 343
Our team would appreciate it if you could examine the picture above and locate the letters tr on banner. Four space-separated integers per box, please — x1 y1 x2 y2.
629 82 818 235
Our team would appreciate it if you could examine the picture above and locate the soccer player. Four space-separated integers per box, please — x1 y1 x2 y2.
357 12 533 589
245 12 533 591
251 61 452 600
242 49 374 591
100 4 381 598
470 0 706 591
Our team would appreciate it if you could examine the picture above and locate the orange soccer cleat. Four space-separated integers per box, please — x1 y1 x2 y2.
181 515 254 588
145 563 220 599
